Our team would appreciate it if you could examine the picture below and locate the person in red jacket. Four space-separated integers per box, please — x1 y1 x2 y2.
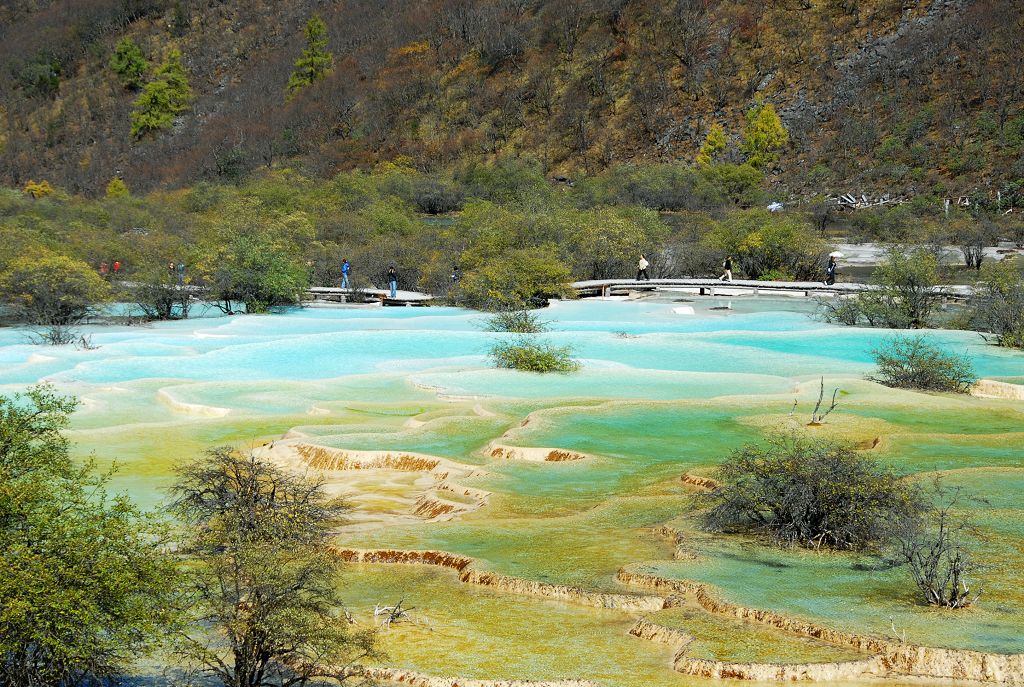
112 260 122 274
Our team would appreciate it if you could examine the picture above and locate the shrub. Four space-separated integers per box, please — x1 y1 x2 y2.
704 210 824 280
105 176 130 198
701 434 925 550
16 56 61 97
969 259 1024 348
0 252 111 329
22 180 55 199
456 157 550 205
457 245 573 311
817 296 862 326
828 250 941 329
483 309 550 333
412 178 465 214
870 335 976 393
870 249 940 328
489 337 580 373
893 483 980 609
209 233 310 313
109 37 148 89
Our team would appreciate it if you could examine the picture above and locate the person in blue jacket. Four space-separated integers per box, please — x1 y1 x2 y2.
387 266 398 298
341 258 351 288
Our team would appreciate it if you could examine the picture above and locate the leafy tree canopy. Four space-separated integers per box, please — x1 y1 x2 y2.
110 37 148 89
0 251 111 326
0 385 179 686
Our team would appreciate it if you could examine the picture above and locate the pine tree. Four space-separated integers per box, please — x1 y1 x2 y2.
741 102 789 168
109 37 148 89
105 176 130 198
286 15 333 99
130 48 192 139
696 122 727 166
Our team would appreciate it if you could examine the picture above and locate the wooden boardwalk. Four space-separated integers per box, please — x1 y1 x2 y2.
570 278 974 300
304 286 434 306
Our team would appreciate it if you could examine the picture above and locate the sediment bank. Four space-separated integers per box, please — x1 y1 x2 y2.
680 473 720 490
486 442 590 462
334 548 665 611
363 667 595 687
618 569 1024 683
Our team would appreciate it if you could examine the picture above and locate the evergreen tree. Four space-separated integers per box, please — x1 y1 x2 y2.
696 122 727 166
741 102 789 168
130 48 192 139
109 37 148 89
105 176 130 198
286 15 333 99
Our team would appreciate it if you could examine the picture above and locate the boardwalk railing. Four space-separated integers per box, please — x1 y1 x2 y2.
570 278 974 300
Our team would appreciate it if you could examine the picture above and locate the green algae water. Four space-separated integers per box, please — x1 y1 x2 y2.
2 296 1023 683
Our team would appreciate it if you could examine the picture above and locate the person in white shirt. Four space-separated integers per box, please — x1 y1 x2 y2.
637 254 650 281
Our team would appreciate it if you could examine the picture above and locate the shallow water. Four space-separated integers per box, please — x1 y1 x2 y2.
3 296 1023 683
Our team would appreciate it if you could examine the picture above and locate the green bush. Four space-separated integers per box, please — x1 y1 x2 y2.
210 233 310 313
704 209 824 280
412 178 465 214
483 309 550 333
828 249 941 329
0 252 111 327
578 162 760 211
109 37 148 89
817 296 862 325
489 337 580 373
870 335 976 393
456 157 550 205
701 434 924 550
969 259 1024 348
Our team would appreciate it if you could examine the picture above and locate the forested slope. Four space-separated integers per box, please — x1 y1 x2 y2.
1 0 1022 202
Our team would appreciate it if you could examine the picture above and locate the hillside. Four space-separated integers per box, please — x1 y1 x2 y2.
1 0 1022 203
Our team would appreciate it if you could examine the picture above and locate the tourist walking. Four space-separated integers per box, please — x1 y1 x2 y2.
175 261 186 286
719 255 733 282
112 260 122 275
824 255 838 285
341 258 351 288
99 261 109 276
636 254 650 281
387 266 398 298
